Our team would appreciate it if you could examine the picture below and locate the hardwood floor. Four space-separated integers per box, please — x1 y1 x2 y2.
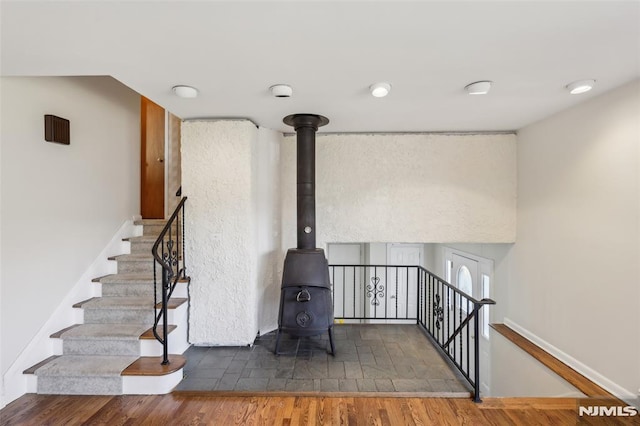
3 394 638 425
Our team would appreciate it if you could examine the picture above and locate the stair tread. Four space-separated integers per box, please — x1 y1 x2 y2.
123 235 160 242
74 297 154 309
75 296 187 310
140 325 177 340
50 325 81 338
32 355 139 377
51 324 149 340
108 254 155 261
24 356 60 374
154 298 188 309
121 355 186 376
134 219 167 226
95 274 156 283
96 274 190 284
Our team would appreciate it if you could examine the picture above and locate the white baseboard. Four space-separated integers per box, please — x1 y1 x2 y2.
1 220 135 407
503 317 637 402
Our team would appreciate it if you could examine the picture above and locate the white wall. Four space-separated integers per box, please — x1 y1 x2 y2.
254 128 282 335
490 330 585 398
431 243 512 323
0 76 139 399
510 79 640 403
182 120 281 345
280 133 517 252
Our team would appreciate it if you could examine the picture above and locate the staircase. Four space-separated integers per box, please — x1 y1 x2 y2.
23 219 189 395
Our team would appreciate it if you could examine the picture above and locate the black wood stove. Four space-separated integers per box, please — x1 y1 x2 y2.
275 113 335 356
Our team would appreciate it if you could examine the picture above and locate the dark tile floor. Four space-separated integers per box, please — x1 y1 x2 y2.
175 324 470 395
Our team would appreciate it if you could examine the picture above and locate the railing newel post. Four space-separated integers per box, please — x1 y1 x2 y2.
473 303 482 402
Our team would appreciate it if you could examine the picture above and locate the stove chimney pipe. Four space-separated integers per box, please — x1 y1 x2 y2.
283 114 329 250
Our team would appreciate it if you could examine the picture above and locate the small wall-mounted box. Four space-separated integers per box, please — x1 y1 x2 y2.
44 115 70 145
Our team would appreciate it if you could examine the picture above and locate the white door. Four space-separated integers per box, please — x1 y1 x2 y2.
327 244 364 323
448 250 491 395
385 244 423 324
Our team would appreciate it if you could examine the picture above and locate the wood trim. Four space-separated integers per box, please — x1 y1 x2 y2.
478 397 578 410
23 356 60 374
72 298 97 308
139 325 177 340
121 355 186 376
50 325 80 338
491 323 616 399
155 298 187 309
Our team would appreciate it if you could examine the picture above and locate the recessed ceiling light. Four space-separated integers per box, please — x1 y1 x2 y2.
172 85 199 98
270 84 293 98
465 81 492 95
566 79 595 94
370 82 391 98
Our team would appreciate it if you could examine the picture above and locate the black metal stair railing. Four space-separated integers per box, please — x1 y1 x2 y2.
151 196 188 365
417 266 495 403
329 264 495 402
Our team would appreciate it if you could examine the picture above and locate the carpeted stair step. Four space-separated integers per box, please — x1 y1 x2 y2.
109 254 156 274
75 297 155 324
94 274 156 297
123 235 160 255
32 355 138 395
134 219 167 237
125 235 184 256
94 274 189 298
52 324 149 356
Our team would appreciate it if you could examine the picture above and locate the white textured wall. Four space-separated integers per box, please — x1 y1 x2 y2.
511 79 640 402
182 120 281 345
0 76 139 388
254 128 282 335
281 133 516 251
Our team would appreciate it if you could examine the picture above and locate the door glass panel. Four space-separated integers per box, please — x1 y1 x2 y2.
457 265 472 312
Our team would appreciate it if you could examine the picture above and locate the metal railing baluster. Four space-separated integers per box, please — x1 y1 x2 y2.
152 197 188 365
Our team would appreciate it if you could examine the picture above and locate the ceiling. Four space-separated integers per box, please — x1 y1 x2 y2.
1 1 639 133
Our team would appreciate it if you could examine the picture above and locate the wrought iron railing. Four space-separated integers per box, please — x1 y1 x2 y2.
329 264 495 402
152 197 188 365
418 267 495 402
330 265 419 321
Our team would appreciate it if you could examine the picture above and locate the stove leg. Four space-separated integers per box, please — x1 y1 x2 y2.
274 329 282 355
328 326 335 356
